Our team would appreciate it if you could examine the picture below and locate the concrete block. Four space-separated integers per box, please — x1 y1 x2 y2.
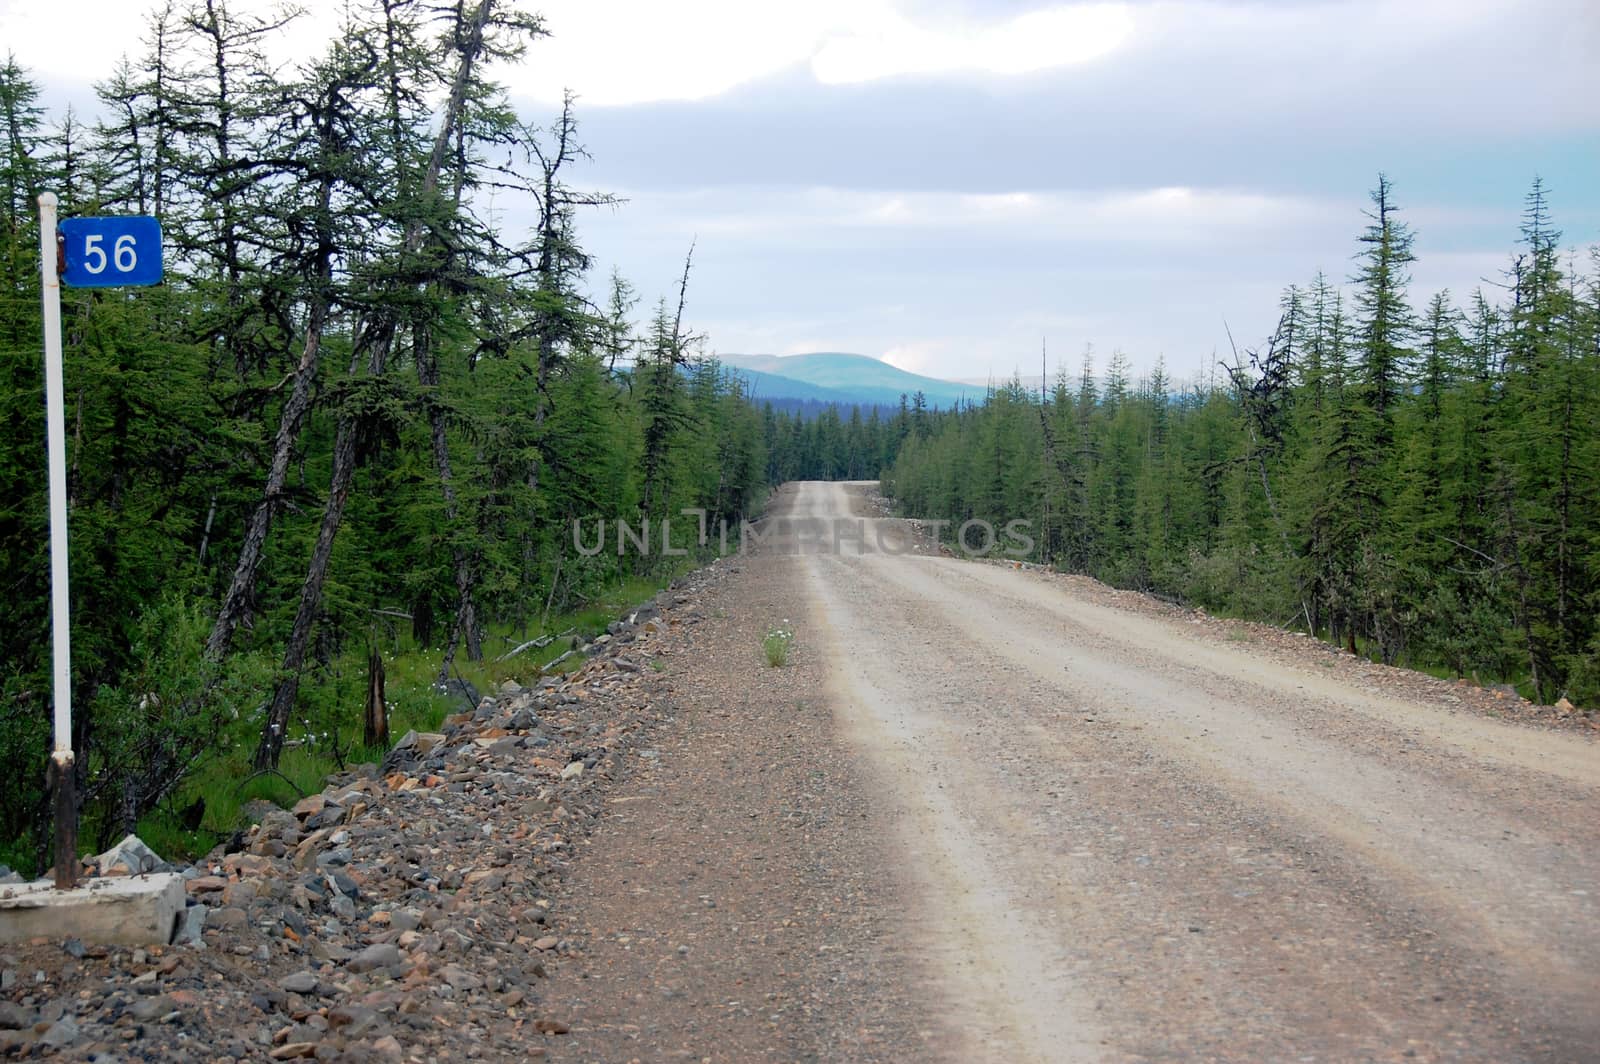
0 874 185 946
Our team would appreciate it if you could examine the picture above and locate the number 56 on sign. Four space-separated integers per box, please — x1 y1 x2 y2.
59 216 163 288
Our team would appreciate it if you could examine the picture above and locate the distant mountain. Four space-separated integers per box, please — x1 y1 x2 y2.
721 352 974 410
725 367 881 408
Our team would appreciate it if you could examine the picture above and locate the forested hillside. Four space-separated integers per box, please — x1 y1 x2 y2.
0 1 826 869
886 178 1600 708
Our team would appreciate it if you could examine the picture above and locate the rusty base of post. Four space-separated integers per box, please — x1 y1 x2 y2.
49 752 77 890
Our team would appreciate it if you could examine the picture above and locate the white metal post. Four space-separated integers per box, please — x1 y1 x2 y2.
38 191 77 889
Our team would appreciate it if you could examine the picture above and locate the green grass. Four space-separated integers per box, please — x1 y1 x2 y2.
129 564 696 863
763 624 795 667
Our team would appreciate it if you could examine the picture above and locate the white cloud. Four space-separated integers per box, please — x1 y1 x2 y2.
810 3 1134 84
880 342 949 374
519 1 1136 104
0 0 344 99
1 0 1141 108
509 0 837 105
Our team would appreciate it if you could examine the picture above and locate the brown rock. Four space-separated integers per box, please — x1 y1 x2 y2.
328 1004 382 1038
222 879 259 906
439 965 483 991
371 1035 404 1062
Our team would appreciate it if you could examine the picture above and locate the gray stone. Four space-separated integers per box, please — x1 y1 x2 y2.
93 834 168 876
279 971 320 995
389 909 422 934
347 942 401 973
330 894 356 922
40 1017 79 1047
304 806 346 832
208 906 247 932
382 730 444 773
307 939 351 964
279 907 308 938
315 848 353 870
440 964 482 991
259 811 301 842
128 995 172 1023
0 1002 30 1030
173 904 208 946
286 1023 323 1043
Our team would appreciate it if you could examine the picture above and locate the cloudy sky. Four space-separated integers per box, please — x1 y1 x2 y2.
6 0 1598 383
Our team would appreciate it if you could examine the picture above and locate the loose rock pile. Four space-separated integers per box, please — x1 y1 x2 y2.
0 572 720 1062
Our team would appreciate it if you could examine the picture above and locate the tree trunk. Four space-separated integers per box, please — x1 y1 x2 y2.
364 645 388 748
206 303 328 659
418 326 483 678
254 417 360 769
207 134 336 661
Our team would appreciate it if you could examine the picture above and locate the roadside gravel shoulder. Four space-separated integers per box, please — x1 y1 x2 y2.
541 551 941 1063
0 571 737 1062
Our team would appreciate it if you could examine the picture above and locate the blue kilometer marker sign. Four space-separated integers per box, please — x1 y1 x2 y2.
37 198 166 889
59 215 163 288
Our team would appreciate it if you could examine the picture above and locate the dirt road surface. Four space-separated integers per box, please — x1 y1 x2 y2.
548 481 1600 1063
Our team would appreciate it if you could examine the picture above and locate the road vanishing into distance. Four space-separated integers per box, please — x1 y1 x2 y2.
551 480 1600 1063
784 480 1600 1062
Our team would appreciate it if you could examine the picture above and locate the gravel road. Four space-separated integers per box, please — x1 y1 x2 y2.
550 480 1600 1063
